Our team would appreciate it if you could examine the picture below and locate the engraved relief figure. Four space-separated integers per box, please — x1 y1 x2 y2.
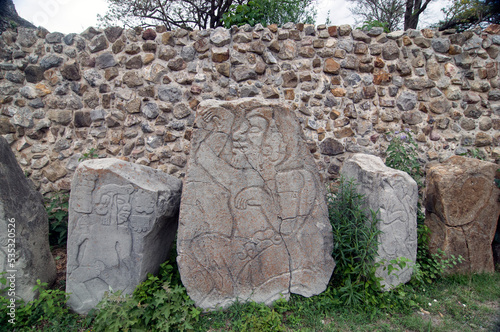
130 189 155 233
67 184 135 313
181 105 291 306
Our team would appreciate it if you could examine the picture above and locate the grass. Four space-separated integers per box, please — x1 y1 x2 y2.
194 272 500 332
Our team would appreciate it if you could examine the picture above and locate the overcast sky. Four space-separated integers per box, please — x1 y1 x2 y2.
13 0 446 34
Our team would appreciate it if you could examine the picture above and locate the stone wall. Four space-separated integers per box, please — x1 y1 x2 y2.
1 23 500 193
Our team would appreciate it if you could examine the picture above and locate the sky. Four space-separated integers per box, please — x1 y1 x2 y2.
13 0 447 34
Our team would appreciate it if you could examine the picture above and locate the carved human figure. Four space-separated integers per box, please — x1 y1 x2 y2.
67 184 135 312
178 101 334 308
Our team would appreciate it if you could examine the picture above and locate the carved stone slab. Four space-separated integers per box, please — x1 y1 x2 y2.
177 98 335 309
341 153 418 290
66 158 182 314
0 136 56 302
424 156 500 273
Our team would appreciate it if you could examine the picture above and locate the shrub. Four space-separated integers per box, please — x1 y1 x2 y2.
327 176 384 306
92 261 201 332
45 192 69 247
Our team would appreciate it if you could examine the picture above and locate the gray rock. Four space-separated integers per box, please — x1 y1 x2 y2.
63 33 76 45
90 109 106 121
432 38 450 53
66 158 182 314
341 153 418 290
29 98 44 109
83 69 103 87
17 28 38 47
104 27 123 43
173 103 191 119
177 99 335 310
89 35 108 53
11 107 34 128
95 52 116 69
24 65 44 83
233 67 257 82
396 91 417 111
352 29 371 43
60 62 81 81
210 27 231 47
5 71 24 84
141 102 160 119
158 85 182 103
46 32 64 44
320 138 344 155
0 137 57 302
382 41 400 60
181 46 197 61
20 86 37 99
40 54 64 70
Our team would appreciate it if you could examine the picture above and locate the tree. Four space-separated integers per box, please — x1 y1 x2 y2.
0 0 35 31
347 0 406 31
404 0 433 29
438 0 500 31
222 0 316 27
98 0 246 30
348 0 432 31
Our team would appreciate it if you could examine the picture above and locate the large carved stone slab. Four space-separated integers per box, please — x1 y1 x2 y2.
341 153 418 290
177 98 335 309
424 156 500 273
0 136 57 302
66 158 182 314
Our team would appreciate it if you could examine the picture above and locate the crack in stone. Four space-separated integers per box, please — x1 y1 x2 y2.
460 225 471 273
278 216 293 296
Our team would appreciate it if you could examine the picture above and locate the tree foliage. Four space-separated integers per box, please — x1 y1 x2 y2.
348 0 432 31
222 0 316 28
438 0 500 31
98 0 246 30
348 0 406 31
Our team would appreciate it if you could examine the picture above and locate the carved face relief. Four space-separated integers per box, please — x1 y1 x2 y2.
94 184 134 226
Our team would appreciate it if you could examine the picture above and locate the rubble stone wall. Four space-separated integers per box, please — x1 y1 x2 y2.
1 23 500 193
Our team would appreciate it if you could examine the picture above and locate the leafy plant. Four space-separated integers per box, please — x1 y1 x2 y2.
222 0 316 28
78 147 99 162
0 279 87 330
385 129 422 186
327 176 384 307
45 192 70 247
359 20 390 33
93 261 201 332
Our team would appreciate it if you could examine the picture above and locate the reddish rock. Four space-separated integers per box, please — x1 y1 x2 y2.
142 28 157 40
327 26 338 37
373 71 391 85
323 58 340 74
484 24 500 34
424 156 500 273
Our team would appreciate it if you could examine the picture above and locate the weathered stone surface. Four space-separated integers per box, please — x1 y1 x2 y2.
0 136 57 302
66 158 182 314
61 62 81 81
177 98 335 309
210 27 231 47
341 153 418 290
397 91 417 111
320 138 344 155
424 156 500 273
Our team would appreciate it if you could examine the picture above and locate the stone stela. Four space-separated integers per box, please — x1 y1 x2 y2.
177 98 335 310
66 158 182 314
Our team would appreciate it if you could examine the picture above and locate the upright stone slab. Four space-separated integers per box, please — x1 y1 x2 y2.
66 158 182 314
177 98 335 309
341 153 418 290
424 156 500 273
0 136 56 302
